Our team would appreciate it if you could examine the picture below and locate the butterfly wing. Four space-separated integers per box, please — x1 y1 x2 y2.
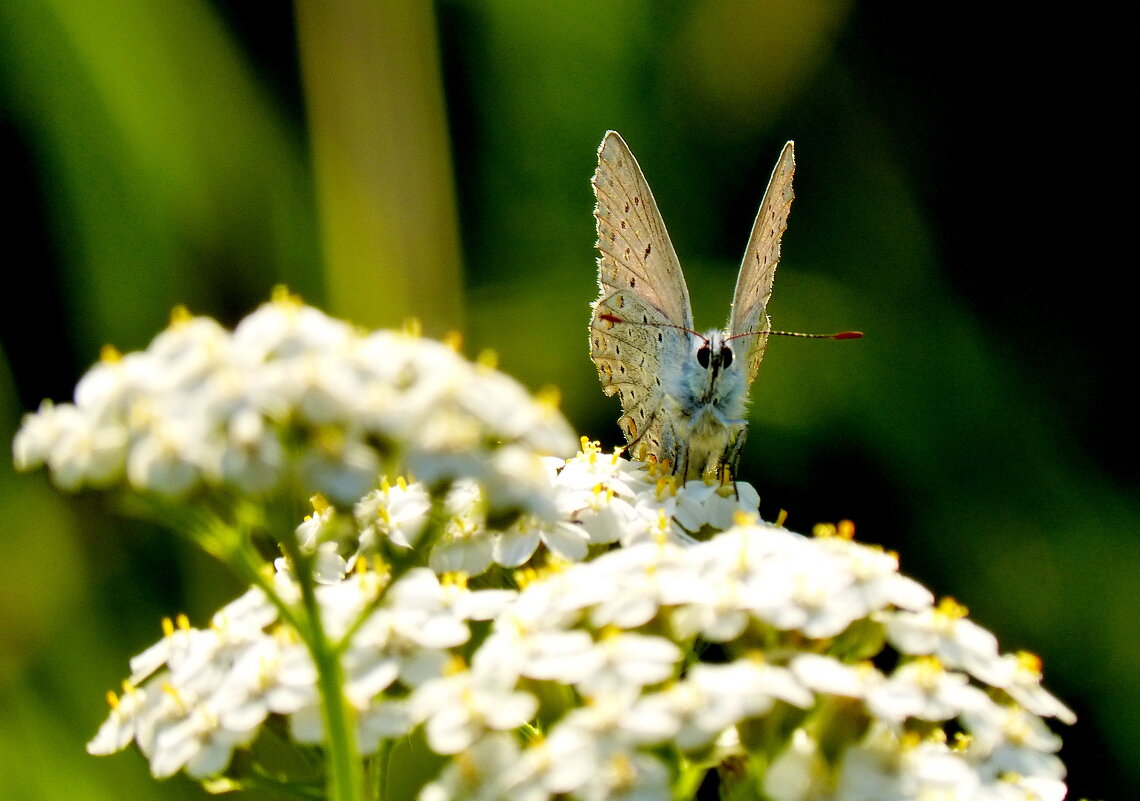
727 141 795 385
590 131 692 459
590 289 686 460
592 131 692 329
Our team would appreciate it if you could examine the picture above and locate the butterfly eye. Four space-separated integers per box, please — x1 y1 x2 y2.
696 345 711 369
720 345 733 368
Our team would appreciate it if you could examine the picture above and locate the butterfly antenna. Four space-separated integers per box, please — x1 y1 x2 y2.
595 312 709 343
599 312 862 342
726 329 863 342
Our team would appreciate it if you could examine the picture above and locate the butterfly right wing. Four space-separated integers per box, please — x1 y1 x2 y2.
727 140 795 385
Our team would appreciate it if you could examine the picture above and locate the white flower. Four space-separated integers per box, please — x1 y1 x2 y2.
495 513 590 566
24 401 128 491
529 701 670 801
816 535 934 616
428 482 495 576
671 479 760 534
881 598 1005 680
412 667 538 755
865 657 991 726
419 733 528 801
985 651 1076 724
356 477 431 550
571 631 682 697
87 684 162 756
148 699 258 779
764 728 832 801
386 568 484 649
790 654 883 699
835 726 982 801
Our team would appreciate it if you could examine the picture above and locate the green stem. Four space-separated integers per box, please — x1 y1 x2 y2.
281 518 364 801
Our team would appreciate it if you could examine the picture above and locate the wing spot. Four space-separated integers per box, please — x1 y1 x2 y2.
657 332 663 342
644 243 652 258
620 220 627 229
634 196 641 207
629 276 636 288
641 314 648 323
623 203 630 213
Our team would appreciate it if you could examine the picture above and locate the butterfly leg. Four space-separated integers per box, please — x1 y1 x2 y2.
662 425 689 481
720 424 748 496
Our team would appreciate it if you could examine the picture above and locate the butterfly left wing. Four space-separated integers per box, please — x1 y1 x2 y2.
590 289 687 461
727 141 796 385
592 131 692 329
591 131 693 464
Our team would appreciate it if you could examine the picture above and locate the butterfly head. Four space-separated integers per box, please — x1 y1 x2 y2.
685 329 749 412
694 331 734 374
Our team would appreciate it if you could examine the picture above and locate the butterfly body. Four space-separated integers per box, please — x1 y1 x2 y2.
590 131 795 481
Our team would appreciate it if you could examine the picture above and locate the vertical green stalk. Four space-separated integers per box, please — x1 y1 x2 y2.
294 0 464 337
281 528 365 801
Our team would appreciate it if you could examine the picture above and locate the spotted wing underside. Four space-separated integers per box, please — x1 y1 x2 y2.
592 131 692 329
590 289 687 460
727 141 795 385
591 131 694 461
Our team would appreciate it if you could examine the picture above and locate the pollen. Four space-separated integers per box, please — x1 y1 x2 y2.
1016 651 1043 676
812 522 837 538
443 654 468 676
271 284 303 306
442 330 464 352
535 386 562 409
310 493 330 514
168 305 193 326
476 349 499 370
936 597 969 619
100 344 122 364
732 509 757 527
441 572 469 589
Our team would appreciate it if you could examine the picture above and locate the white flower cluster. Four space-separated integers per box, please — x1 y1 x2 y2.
12 290 576 512
88 447 1074 801
22 297 1071 800
86 566 519 778
334 442 760 578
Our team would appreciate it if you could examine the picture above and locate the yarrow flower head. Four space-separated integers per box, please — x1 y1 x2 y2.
13 296 1074 801
13 289 576 518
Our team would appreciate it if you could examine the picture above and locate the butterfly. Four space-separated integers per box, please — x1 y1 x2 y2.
589 130 798 482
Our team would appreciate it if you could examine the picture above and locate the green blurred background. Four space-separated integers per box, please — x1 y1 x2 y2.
1 1 1132 799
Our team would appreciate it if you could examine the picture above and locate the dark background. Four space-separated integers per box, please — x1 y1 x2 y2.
1 2 1132 799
